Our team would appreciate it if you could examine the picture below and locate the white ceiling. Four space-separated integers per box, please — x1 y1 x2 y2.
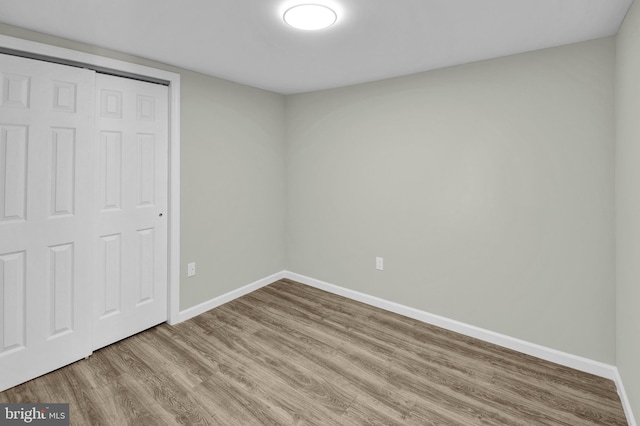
0 0 634 94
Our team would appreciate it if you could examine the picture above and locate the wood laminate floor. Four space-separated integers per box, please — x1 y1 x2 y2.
0 279 627 425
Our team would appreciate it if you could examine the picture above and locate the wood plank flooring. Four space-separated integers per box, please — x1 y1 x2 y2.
0 279 627 425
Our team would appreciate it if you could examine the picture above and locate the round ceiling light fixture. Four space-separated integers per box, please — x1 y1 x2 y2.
283 4 337 30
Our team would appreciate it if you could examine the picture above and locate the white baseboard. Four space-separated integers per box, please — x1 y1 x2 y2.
614 369 638 426
169 270 286 324
284 271 636 425
284 271 617 379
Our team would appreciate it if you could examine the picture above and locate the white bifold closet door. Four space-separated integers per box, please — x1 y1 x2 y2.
0 54 169 391
0 53 95 390
93 73 168 350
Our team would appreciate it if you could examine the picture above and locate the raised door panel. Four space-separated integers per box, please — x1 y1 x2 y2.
48 243 75 338
137 228 155 305
0 251 26 354
50 127 76 216
98 233 122 318
1 73 29 108
0 125 28 222
99 131 123 211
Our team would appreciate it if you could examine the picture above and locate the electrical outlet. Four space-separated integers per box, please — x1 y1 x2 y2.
376 257 384 271
187 262 196 277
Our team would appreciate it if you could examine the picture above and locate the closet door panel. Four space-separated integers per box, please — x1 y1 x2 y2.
93 74 168 350
0 53 95 391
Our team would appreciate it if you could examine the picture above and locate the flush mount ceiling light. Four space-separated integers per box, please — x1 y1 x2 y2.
283 4 337 30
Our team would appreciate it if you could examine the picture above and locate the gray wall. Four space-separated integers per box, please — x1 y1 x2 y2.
0 23 287 311
616 0 640 419
286 38 616 364
0 22 624 383
180 72 285 308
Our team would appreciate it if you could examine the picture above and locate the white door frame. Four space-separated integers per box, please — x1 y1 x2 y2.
0 34 182 325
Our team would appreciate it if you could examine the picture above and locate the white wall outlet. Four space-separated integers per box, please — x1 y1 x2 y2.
187 262 196 277
376 257 384 271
